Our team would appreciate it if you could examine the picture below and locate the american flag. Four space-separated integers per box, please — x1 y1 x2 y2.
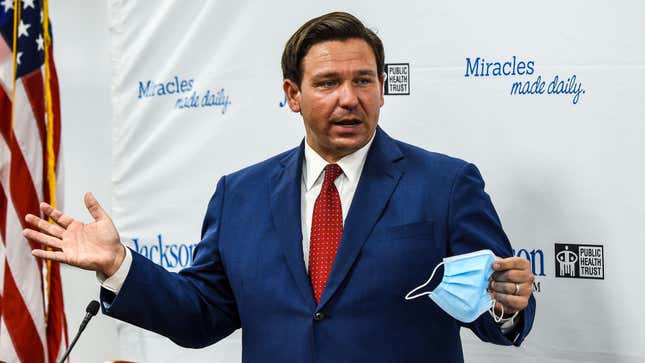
0 0 67 362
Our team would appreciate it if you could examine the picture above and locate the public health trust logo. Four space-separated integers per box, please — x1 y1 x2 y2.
384 63 410 95
554 243 604 279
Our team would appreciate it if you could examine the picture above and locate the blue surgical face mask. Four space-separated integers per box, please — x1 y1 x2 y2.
405 249 503 323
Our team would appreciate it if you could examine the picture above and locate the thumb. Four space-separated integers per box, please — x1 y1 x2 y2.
84 192 107 221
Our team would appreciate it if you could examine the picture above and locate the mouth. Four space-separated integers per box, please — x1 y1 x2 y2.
332 119 362 127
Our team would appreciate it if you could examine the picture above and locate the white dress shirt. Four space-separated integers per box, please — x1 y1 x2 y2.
300 133 375 271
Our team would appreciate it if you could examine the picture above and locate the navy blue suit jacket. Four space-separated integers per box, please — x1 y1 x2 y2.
102 127 536 362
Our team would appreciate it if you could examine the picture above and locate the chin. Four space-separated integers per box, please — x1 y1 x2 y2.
330 138 369 155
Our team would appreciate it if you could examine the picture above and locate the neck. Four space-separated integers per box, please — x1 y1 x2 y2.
305 141 354 163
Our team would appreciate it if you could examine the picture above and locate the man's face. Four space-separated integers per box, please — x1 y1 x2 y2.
284 38 384 162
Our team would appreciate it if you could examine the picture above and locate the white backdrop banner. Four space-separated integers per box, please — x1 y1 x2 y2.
109 1 645 362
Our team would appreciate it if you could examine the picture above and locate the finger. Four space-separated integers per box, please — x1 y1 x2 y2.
494 293 527 313
40 202 74 228
39 202 53 214
32 249 67 263
23 228 63 249
489 281 530 296
492 292 528 313
84 192 107 222
493 256 530 271
491 269 532 283
25 214 66 238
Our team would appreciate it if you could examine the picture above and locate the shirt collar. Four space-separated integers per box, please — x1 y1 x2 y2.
303 130 376 191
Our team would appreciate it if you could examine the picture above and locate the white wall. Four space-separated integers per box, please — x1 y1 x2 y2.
50 1 120 361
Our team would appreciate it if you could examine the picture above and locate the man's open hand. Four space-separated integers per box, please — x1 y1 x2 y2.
23 192 125 277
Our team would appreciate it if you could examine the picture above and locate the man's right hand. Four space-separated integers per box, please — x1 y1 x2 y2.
23 192 125 277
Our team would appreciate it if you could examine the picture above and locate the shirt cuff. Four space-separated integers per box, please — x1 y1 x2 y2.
96 246 132 294
490 309 519 335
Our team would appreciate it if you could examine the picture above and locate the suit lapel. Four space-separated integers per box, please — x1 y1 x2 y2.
269 142 316 308
318 128 405 308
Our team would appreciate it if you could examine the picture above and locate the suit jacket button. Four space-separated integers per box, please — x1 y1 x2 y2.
313 312 325 321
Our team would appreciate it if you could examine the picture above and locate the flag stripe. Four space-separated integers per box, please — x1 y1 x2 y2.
0 37 12 94
0 185 5 314
0 182 6 243
0 255 4 301
0 85 42 246
0 316 21 363
22 70 48 207
22 69 47 148
10 78 45 202
2 263 45 363
0 256 4 303
0 153 6 305
46 262 65 363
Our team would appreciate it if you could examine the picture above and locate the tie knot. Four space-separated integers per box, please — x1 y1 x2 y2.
324 164 342 184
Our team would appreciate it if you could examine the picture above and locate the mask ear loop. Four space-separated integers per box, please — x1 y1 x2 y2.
405 261 445 300
489 302 519 324
490 299 504 323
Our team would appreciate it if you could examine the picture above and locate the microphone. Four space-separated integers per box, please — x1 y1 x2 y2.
59 300 100 363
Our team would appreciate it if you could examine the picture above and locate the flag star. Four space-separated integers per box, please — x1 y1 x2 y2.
1 0 12 13
23 0 35 10
18 19 30 38
36 34 44 51
16 52 22 65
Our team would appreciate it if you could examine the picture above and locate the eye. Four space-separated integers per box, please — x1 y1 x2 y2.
315 80 337 88
355 78 373 85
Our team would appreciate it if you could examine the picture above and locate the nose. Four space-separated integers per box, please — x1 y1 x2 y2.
338 82 359 109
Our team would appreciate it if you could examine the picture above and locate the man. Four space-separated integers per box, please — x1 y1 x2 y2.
24 12 535 362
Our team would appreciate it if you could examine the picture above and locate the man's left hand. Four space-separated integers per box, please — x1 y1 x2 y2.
489 257 534 316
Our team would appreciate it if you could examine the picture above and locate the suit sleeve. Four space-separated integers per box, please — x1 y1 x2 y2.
447 163 536 346
100 176 241 348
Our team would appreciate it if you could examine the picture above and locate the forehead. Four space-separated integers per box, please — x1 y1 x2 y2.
301 38 377 77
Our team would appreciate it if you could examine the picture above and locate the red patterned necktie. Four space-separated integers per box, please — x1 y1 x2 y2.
309 164 343 303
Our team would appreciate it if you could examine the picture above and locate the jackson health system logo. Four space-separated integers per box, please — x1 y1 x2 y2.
464 56 586 105
130 234 198 270
137 76 232 114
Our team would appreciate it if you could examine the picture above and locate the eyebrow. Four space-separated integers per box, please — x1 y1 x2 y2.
355 70 377 77
311 69 377 79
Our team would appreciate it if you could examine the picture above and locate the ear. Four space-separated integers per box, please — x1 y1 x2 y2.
378 72 385 107
283 79 302 113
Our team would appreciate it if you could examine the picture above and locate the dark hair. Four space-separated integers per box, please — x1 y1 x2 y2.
281 12 385 86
